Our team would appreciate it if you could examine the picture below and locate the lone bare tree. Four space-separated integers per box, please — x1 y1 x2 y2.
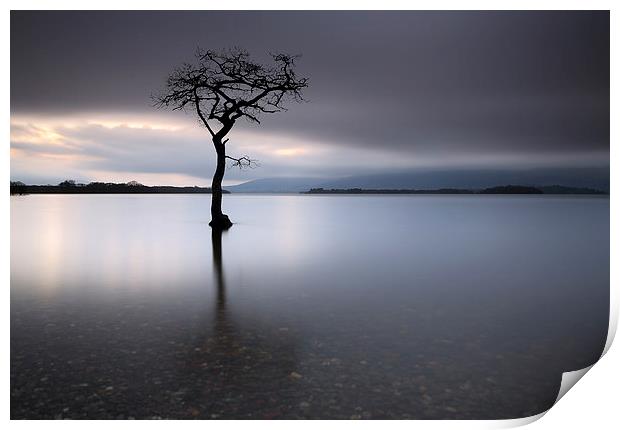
155 48 309 229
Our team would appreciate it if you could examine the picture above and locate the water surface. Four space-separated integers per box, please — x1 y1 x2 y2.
11 194 609 419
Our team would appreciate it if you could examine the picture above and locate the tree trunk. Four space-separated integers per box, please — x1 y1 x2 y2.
209 141 233 229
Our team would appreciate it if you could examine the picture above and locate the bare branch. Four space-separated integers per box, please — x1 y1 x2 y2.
154 47 309 139
225 155 259 170
193 89 215 137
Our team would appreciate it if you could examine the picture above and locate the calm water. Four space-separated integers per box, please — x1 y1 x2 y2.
11 194 609 419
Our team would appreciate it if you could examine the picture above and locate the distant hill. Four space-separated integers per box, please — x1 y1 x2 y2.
478 186 543 194
223 167 609 194
304 185 606 195
537 185 606 195
11 180 606 196
224 177 327 193
318 168 609 192
10 181 224 195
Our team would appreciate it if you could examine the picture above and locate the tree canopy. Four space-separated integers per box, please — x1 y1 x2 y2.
154 48 309 141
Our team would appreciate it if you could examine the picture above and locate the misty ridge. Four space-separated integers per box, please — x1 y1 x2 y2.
10 163 609 196
221 167 610 194
10 179 606 196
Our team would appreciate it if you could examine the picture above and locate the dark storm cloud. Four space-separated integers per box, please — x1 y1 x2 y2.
11 11 609 172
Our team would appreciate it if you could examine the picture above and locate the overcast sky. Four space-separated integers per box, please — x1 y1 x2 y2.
10 11 609 185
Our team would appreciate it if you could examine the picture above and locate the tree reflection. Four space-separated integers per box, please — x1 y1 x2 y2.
182 228 303 419
212 227 226 314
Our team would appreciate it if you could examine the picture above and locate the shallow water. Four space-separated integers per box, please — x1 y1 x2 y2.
11 194 609 419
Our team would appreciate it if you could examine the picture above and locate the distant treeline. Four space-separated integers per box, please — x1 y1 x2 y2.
10 180 228 195
303 185 606 195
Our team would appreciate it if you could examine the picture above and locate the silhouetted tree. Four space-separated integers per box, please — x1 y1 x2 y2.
155 47 308 229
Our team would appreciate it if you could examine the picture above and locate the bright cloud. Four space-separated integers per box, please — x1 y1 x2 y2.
11 111 609 187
